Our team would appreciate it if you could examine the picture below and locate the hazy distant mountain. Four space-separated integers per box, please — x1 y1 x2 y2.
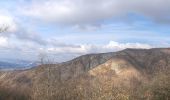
0 48 170 100
0 59 39 70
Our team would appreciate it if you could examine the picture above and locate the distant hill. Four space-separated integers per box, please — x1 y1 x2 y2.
0 48 170 100
0 60 39 70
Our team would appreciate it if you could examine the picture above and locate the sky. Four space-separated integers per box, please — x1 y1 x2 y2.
0 0 170 62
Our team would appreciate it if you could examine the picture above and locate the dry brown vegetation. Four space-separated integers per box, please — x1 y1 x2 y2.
0 71 170 100
30 68 170 100
0 48 170 100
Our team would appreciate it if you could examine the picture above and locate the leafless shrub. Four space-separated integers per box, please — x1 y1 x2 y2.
0 25 9 33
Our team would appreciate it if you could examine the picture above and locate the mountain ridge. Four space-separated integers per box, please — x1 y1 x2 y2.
0 48 170 100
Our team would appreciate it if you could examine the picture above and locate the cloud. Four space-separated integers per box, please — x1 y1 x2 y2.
36 41 152 62
105 41 152 50
43 41 152 54
0 14 18 34
46 38 81 47
15 29 47 45
0 34 153 62
0 13 47 45
46 46 86 54
0 0 166 62
20 0 170 26
0 37 8 47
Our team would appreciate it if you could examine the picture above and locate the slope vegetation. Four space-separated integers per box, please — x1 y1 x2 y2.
0 48 170 100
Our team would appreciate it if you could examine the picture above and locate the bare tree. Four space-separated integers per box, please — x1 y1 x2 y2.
33 51 58 100
0 25 9 33
38 51 47 65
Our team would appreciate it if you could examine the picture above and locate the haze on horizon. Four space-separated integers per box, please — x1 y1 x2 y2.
0 0 170 62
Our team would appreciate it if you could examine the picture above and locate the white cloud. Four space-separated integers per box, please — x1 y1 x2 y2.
0 37 153 62
105 41 152 50
0 13 46 45
41 41 152 54
47 46 87 54
20 0 170 26
35 41 152 62
0 14 18 33
0 37 8 47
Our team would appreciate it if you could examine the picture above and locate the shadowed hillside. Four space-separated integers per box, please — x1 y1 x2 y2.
0 48 170 100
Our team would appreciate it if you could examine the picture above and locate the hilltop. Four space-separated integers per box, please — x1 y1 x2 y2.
0 48 170 100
